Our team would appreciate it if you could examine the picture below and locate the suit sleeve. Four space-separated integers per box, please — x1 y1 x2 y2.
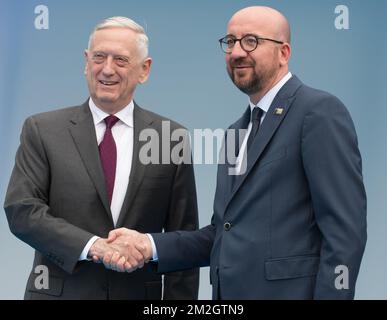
161 153 200 300
301 95 367 299
152 224 214 274
4 116 95 274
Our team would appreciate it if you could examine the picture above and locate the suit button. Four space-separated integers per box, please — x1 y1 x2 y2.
224 222 232 231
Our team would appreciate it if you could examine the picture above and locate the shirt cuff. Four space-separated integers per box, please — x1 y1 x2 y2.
146 234 158 261
79 236 100 261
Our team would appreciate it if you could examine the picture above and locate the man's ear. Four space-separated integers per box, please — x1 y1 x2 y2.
138 58 152 84
279 43 291 67
84 49 89 75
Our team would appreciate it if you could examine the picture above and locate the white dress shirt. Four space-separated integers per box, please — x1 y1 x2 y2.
79 98 134 260
234 72 293 175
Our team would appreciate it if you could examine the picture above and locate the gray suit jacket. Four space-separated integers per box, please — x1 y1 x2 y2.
4 101 199 300
152 76 367 299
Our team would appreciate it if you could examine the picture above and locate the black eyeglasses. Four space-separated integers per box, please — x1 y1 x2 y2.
219 34 284 54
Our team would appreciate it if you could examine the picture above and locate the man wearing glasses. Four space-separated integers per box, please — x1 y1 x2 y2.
101 6 367 299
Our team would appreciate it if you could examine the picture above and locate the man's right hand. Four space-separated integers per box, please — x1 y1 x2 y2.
101 228 153 273
88 236 147 273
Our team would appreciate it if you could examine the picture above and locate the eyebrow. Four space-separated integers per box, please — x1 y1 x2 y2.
225 33 261 38
92 51 130 58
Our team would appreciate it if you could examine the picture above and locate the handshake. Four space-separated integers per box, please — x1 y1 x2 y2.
88 228 153 273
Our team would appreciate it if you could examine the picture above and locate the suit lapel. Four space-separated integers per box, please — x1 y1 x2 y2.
215 107 250 216
224 76 303 212
223 107 251 198
68 102 113 221
116 103 154 227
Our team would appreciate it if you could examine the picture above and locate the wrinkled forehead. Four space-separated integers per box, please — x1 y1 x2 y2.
90 28 137 52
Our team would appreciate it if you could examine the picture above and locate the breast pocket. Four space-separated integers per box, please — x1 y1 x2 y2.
258 147 287 169
141 175 171 189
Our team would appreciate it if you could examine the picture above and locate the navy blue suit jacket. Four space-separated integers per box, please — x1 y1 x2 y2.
152 76 367 299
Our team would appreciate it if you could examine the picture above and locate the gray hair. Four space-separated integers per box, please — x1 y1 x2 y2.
88 16 149 61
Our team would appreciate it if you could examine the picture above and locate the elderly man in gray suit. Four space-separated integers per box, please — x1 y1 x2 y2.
4 17 199 300
102 7 367 300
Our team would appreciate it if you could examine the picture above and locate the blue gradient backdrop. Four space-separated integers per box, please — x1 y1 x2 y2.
1 0 386 299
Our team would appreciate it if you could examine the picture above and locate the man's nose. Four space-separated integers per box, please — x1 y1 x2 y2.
102 57 115 76
230 41 248 59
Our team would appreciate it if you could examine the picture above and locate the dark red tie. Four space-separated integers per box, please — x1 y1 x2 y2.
99 115 119 204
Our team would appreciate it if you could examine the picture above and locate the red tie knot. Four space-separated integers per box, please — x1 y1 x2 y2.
104 115 119 129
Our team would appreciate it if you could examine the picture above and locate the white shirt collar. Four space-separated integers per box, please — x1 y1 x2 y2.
88 98 134 128
249 72 293 113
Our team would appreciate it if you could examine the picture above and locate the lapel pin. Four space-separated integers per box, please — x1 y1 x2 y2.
274 108 284 115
